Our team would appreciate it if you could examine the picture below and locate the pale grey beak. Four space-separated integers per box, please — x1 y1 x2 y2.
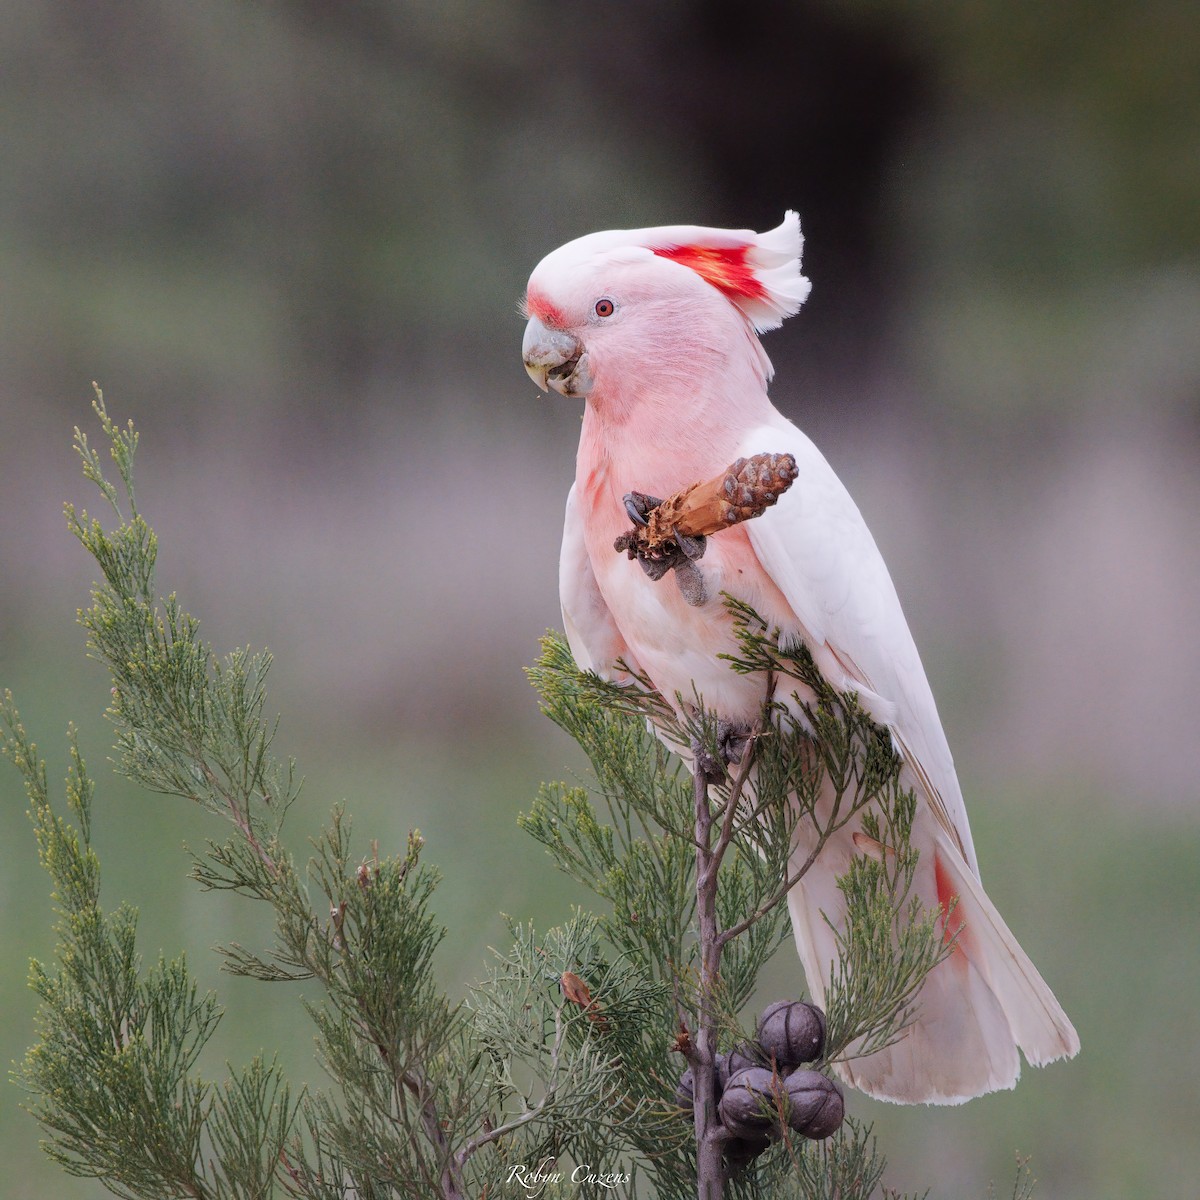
522 315 593 397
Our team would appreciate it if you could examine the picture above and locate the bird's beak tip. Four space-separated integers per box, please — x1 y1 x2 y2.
524 361 551 392
521 315 589 397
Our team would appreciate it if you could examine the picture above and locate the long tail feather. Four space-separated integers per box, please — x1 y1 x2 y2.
786 811 1078 1105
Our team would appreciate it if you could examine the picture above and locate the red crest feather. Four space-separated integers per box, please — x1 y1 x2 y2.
525 212 809 337
652 243 767 304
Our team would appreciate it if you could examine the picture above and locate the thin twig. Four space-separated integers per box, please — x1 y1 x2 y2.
455 1009 566 1171
716 800 857 951
707 728 759 878
195 756 279 877
691 764 727 1200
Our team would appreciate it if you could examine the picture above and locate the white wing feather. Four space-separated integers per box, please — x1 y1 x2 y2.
741 417 979 874
559 483 641 679
743 417 1078 1100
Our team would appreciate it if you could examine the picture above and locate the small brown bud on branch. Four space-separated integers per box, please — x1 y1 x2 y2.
560 970 609 1031
670 1021 692 1056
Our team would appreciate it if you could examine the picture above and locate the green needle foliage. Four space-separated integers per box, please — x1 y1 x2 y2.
3 393 951 1198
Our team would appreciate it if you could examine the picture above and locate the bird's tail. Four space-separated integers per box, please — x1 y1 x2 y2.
786 811 1079 1105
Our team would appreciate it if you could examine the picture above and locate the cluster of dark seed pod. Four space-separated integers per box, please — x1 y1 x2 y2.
675 999 843 1168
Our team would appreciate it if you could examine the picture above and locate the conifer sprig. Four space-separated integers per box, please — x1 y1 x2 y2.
5 400 654 1198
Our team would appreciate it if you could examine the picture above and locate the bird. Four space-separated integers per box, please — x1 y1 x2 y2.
520 212 1078 1104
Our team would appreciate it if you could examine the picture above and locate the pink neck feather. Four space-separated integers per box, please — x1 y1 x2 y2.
575 313 776 542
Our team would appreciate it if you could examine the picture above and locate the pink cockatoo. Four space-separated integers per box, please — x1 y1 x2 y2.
521 212 1078 1105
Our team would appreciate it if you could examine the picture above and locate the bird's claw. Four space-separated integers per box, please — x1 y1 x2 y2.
691 720 754 785
691 739 725 786
636 555 675 583
672 559 707 606
618 492 710 606
637 538 710 605
717 719 754 767
624 491 662 526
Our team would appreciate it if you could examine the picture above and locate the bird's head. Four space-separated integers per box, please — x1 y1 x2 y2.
521 213 811 405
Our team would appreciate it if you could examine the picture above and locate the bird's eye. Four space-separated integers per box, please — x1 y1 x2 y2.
594 298 615 318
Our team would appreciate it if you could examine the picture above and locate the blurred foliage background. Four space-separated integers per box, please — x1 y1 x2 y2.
1 3 1197 1197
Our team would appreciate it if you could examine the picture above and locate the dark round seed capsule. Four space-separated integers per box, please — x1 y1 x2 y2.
718 1067 780 1139
675 1067 694 1112
723 1129 773 1169
722 1041 761 1083
677 1056 728 1113
784 1069 845 1140
757 1000 826 1067
713 1053 727 1096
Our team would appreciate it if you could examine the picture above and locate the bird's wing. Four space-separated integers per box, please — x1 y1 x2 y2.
741 418 979 876
560 483 641 679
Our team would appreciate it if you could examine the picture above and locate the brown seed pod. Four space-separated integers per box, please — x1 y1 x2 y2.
757 999 826 1067
718 1067 781 1140
783 1069 845 1140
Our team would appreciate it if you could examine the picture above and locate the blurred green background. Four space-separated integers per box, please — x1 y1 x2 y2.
2 3 1198 1197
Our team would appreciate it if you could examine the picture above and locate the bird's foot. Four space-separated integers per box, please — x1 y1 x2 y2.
615 492 709 606
692 739 725 786
622 491 660 527
692 719 755 785
717 719 754 768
